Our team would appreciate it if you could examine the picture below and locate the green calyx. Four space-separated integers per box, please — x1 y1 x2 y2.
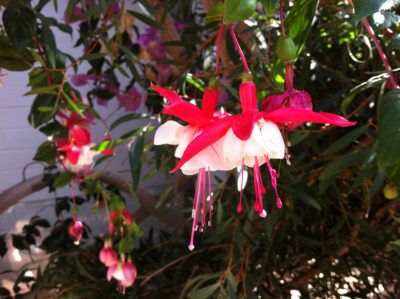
276 36 297 64
242 71 253 83
208 77 220 89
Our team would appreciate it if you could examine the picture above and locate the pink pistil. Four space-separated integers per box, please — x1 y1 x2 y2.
237 159 245 214
188 168 214 250
265 156 282 208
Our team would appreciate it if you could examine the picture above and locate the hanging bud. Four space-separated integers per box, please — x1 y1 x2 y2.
276 36 297 64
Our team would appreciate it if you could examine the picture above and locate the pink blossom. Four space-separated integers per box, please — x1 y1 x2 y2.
100 247 118 267
117 87 142 112
68 217 84 244
107 260 137 289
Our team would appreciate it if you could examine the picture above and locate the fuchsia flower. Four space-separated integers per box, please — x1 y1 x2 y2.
108 209 133 234
153 83 237 250
107 260 137 289
71 73 96 87
153 75 356 247
68 217 84 245
102 133 114 156
100 240 118 267
117 86 142 112
57 125 92 165
262 88 313 130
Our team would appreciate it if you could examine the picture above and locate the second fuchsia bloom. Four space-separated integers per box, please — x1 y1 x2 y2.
100 241 118 267
107 260 137 290
108 209 133 234
68 217 84 245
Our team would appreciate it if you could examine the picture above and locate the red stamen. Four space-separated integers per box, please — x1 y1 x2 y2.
265 156 282 208
207 168 213 226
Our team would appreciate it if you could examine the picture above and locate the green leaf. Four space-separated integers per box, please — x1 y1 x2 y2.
52 172 73 188
378 90 400 168
40 25 57 68
189 283 220 299
28 95 56 128
109 194 125 212
129 134 145 191
205 2 224 22
389 34 400 50
33 141 57 165
0 36 34 71
260 0 278 17
109 113 148 131
118 237 134 254
24 85 58 96
319 148 372 180
2 1 37 51
285 0 319 58
322 125 369 155
353 0 400 24
223 0 257 24
128 10 164 30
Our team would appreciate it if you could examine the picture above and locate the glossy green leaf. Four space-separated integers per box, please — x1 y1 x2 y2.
322 125 369 155
223 0 257 24
118 237 135 253
40 25 57 68
378 90 400 168
2 1 37 51
28 95 57 128
353 0 400 24
260 0 278 17
109 113 149 131
189 283 220 299
0 36 34 71
285 0 319 58
33 141 57 165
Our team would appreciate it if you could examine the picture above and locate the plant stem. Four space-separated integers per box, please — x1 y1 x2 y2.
361 19 398 89
228 24 250 73
279 0 286 37
215 23 225 75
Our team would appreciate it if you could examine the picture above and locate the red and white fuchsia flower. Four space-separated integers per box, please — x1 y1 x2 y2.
100 240 119 267
153 72 356 249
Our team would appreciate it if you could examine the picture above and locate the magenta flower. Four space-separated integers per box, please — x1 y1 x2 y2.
100 241 118 267
108 209 133 234
137 27 160 47
117 87 142 112
68 217 84 245
107 260 137 290
262 89 313 130
71 73 96 87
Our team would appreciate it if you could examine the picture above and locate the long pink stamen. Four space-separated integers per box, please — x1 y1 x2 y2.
237 159 245 213
215 23 225 75
228 24 250 73
253 157 267 218
201 169 207 231
189 169 204 251
265 156 282 209
207 167 213 226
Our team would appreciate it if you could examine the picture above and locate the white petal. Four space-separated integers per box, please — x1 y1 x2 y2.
154 121 183 145
222 129 244 165
260 121 285 159
237 166 248 191
174 127 197 158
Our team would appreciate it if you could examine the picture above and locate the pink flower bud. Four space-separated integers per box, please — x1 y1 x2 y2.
100 247 118 267
68 218 84 244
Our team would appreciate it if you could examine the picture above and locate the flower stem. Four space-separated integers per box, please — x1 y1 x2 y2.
215 23 225 75
228 24 250 73
279 0 286 37
361 19 398 89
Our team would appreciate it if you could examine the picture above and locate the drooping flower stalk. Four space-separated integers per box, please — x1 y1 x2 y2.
228 24 250 73
361 19 399 89
215 23 226 75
